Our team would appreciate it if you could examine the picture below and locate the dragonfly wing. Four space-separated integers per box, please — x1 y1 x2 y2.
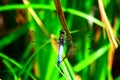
61 44 77 62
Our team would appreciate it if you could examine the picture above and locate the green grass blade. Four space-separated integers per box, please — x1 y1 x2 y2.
115 76 120 80
2 60 18 80
0 53 21 68
0 52 36 80
17 39 51 77
64 8 104 28
0 24 29 50
0 4 104 28
73 44 110 73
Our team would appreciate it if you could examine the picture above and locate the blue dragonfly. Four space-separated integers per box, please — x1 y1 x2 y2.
57 29 84 66
57 29 65 66
29 27 92 68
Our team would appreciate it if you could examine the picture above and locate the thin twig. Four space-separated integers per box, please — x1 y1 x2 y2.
54 0 73 46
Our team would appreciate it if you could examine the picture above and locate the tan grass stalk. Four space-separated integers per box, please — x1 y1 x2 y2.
98 0 119 73
23 0 49 37
98 0 119 49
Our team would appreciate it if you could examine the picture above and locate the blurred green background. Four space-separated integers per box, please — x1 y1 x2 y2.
0 0 120 80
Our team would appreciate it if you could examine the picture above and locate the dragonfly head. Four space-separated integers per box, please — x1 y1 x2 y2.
60 29 65 34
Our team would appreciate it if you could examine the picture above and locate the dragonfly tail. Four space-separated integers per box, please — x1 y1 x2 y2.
57 61 60 67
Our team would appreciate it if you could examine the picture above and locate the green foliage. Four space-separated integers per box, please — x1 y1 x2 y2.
0 0 119 80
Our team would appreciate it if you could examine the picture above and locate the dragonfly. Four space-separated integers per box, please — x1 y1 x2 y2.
54 0 74 66
57 29 65 66
29 27 87 66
